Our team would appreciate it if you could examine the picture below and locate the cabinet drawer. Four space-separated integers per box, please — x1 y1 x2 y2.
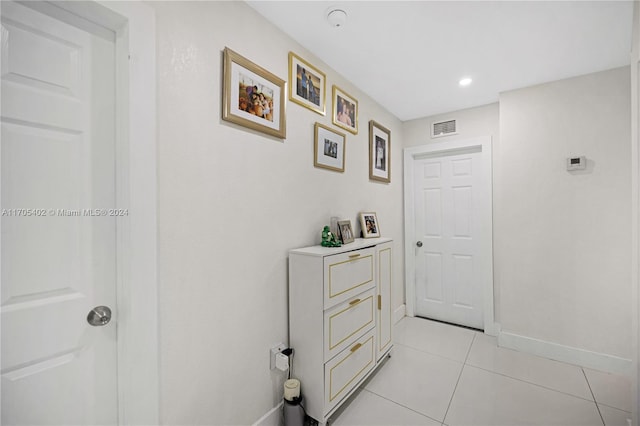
324 330 375 414
324 288 375 361
324 248 375 309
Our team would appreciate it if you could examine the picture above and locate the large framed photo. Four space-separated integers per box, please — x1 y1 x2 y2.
332 85 358 134
369 120 391 183
359 212 380 238
289 52 326 116
222 47 286 139
314 122 346 172
337 220 355 244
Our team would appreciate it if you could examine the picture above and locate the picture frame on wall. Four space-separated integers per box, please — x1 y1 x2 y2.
288 52 326 116
359 212 380 238
222 47 286 139
369 120 391 183
337 220 355 244
332 85 358 134
314 122 346 172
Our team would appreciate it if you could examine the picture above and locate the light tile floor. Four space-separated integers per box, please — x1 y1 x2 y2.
328 317 632 426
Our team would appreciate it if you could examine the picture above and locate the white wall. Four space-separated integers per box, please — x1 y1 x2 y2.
403 103 499 149
497 67 632 362
151 2 404 424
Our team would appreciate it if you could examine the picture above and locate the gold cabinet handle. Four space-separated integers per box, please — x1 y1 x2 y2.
378 295 382 310
348 253 361 259
350 343 362 352
349 298 361 306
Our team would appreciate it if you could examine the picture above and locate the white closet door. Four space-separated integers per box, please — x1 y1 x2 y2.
1 2 118 424
413 150 484 329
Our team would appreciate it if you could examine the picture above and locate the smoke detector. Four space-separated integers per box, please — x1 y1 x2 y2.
327 8 347 28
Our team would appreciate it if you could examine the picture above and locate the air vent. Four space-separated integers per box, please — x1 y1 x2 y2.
431 119 457 138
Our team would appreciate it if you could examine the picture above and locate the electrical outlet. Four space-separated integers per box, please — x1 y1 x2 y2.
270 343 286 370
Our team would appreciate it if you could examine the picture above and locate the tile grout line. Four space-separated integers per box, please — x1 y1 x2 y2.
441 333 477 424
465 363 598 404
582 368 605 426
394 339 475 364
361 388 443 425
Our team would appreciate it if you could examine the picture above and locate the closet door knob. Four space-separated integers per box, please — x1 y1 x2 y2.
416 241 423 248
87 306 112 326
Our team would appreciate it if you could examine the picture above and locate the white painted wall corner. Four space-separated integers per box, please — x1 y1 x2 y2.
394 304 406 324
252 401 282 426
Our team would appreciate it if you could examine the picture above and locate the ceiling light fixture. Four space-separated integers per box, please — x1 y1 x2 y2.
326 8 347 28
459 77 473 87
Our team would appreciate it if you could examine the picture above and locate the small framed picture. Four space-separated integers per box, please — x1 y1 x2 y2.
359 212 380 238
332 85 358 134
314 122 346 172
222 47 286 139
338 220 355 244
289 52 326 116
369 120 391 183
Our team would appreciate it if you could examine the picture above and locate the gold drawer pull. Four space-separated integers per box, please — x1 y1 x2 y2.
378 295 382 310
350 343 362 352
349 298 361 306
348 253 361 259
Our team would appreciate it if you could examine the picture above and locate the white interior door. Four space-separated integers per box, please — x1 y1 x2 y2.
413 148 485 329
1 2 117 424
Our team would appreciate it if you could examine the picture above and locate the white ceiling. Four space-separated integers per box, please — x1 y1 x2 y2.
246 1 634 121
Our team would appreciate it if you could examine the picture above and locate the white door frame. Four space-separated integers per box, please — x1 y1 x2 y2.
403 137 498 336
8 2 160 423
630 3 639 422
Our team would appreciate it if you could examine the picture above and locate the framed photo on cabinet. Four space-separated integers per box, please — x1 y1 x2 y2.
337 220 355 244
332 85 358 134
222 47 286 139
288 52 326 115
314 122 346 172
359 212 380 238
369 120 391 183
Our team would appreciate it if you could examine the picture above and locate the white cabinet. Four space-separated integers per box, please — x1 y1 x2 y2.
289 238 393 424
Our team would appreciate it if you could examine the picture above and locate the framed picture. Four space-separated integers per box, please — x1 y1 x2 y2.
369 120 391 183
314 122 346 172
332 85 358 134
222 47 286 139
337 220 355 244
289 52 326 116
359 212 380 238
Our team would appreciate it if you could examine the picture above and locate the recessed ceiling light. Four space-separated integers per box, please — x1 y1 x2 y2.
459 77 473 87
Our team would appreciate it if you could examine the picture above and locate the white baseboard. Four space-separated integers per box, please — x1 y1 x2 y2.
394 304 406 324
484 322 501 337
252 401 282 426
499 331 632 376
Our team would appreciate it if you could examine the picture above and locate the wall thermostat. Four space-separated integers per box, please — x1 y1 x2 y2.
566 156 586 171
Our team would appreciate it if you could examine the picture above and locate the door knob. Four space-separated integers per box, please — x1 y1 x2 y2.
416 241 423 247
87 306 112 326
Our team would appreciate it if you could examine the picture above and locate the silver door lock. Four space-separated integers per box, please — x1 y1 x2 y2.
87 306 112 326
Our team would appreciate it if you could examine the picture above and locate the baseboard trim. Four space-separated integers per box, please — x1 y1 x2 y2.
498 331 632 375
484 321 501 337
394 304 406 324
252 401 282 426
